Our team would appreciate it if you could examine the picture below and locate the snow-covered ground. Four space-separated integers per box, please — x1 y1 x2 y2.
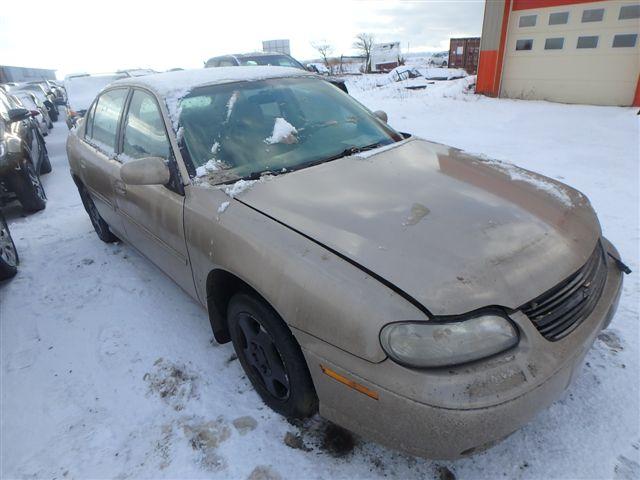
1 79 638 479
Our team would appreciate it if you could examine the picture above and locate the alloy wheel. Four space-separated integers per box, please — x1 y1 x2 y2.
26 163 46 201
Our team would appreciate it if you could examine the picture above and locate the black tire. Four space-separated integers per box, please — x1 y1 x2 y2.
0 215 19 281
77 183 118 243
45 102 58 122
228 293 318 419
39 145 52 174
7 157 46 213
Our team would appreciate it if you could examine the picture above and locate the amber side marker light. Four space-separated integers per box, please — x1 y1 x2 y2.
320 365 379 400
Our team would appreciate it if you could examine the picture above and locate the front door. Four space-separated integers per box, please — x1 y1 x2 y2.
114 89 195 297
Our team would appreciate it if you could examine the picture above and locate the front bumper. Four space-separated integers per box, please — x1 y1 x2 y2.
297 238 624 459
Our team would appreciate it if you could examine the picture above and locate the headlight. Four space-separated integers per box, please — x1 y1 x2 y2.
380 313 518 368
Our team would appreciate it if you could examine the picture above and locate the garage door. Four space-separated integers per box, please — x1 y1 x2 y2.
500 0 640 106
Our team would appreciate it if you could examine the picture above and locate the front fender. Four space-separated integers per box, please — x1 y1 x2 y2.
184 184 427 363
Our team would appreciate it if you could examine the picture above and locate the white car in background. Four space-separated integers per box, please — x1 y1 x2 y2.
63 73 126 129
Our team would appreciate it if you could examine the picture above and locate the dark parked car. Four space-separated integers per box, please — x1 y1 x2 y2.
6 83 59 122
0 212 18 280
0 90 50 212
205 51 348 93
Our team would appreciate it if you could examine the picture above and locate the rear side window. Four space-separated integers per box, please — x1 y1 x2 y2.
86 89 128 153
516 39 534 51
122 90 171 161
582 8 604 22
519 15 537 27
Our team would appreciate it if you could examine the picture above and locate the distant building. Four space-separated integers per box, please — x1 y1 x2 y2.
448 37 480 74
476 0 640 106
0 65 56 83
262 39 291 55
371 42 401 72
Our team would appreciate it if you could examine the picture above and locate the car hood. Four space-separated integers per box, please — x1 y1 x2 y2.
239 138 601 316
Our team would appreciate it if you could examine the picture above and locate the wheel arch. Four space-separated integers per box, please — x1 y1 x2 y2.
206 268 277 344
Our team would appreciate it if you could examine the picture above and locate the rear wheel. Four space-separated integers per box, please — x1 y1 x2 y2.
0 215 18 280
77 183 118 243
228 293 318 419
39 144 52 174
7 157 46 213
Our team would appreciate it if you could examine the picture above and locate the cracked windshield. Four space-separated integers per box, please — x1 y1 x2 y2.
178 77 402 182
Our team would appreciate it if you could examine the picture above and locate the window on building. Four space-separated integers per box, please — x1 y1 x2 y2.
619 4 640 20
612 33 638 48
516 39 534 51
577 35 599 49
582 8 604 22
544 37 564 50
519 15 537 27
549 12 569 25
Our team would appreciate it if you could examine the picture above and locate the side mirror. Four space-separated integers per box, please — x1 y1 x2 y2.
8 108 31 122
374 110 388 123
120 157 170 186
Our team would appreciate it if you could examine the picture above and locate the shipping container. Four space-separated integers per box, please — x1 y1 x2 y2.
448 37 480 74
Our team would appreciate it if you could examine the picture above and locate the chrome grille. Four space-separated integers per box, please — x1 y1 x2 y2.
521 243 607 341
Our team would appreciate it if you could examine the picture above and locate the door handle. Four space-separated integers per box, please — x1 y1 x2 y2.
113 179 127 196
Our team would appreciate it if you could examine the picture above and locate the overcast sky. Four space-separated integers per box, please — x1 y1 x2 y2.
0 0 484 78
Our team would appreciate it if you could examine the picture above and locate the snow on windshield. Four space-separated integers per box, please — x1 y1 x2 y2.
264 118 298 145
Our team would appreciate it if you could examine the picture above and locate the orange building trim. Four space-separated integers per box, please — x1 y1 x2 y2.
512 0 600 10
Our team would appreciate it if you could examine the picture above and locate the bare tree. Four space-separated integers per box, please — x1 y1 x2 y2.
353 33 375 73
311 41 334 73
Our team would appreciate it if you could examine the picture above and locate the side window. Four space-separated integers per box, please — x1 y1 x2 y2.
84 101 97 138
218 59 236 67
86 89 128 153
549 12 569 25
619 4 640 20
122 90 171 161
516 39 534 51
519 15 537 27
582 8 604 22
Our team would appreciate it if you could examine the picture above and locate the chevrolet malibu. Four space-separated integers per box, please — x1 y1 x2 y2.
66 67 627 459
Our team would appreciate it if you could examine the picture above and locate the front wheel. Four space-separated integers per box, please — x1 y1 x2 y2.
228 293 318 419
7 157 46 212
0 215 18 280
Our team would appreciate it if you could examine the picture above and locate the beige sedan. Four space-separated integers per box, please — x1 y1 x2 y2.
66 67 627 459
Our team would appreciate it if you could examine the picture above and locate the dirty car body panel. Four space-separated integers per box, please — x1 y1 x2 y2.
65 67 624 459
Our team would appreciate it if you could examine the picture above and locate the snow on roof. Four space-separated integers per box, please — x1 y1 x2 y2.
113 66 314 131
112 66 312 97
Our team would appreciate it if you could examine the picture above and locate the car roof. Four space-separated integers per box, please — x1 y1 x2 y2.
111 66 313 98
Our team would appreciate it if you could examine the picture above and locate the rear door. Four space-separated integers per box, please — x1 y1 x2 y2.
77 88 129 235
114 88 195 296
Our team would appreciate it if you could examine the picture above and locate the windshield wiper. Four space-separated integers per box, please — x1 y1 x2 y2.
243 168 291 181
